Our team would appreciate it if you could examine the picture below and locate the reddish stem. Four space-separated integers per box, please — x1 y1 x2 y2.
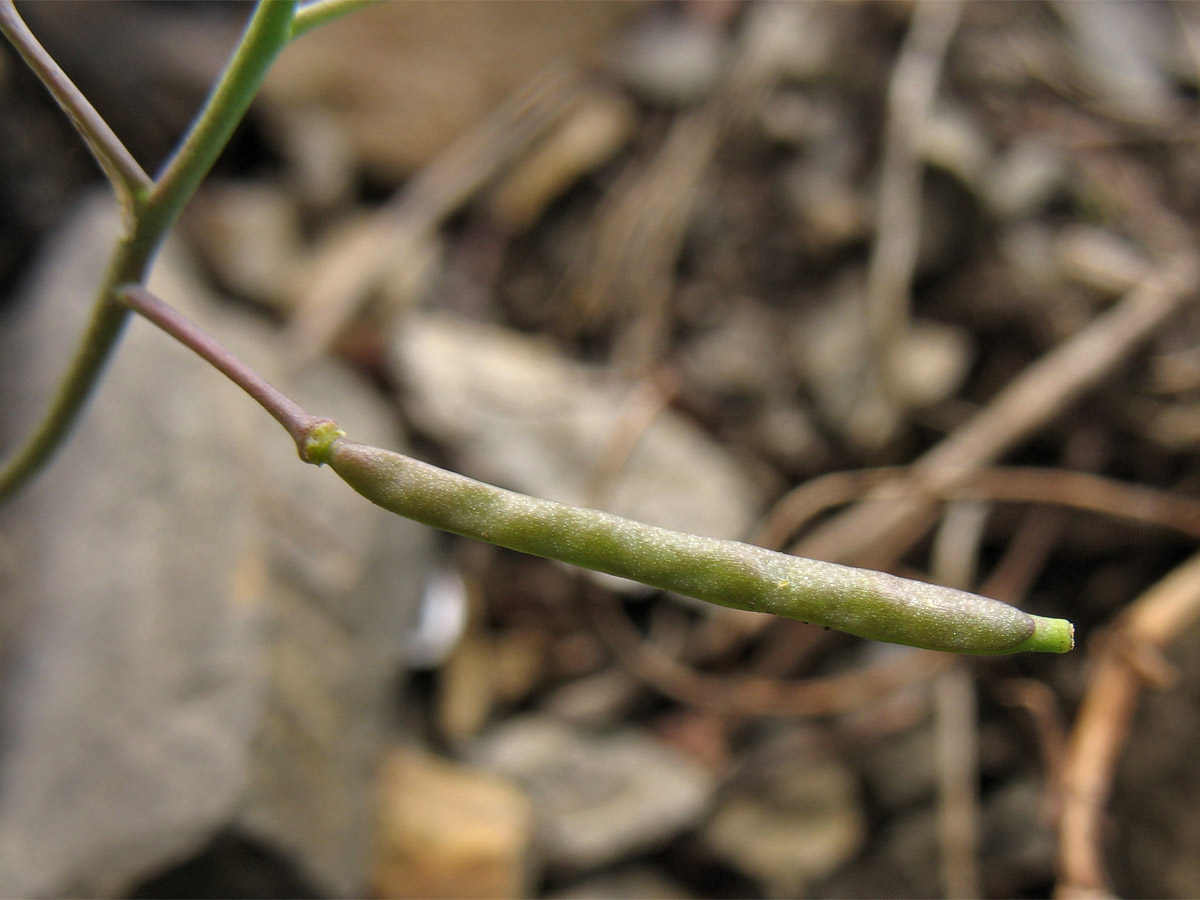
118 285 335 460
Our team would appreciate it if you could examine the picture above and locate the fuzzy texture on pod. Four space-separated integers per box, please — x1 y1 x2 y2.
324 439 1073 655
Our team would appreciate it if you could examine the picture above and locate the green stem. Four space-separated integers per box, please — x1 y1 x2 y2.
289 0 380 40
140 0 296 245
0 250 129 504
0 0 298 503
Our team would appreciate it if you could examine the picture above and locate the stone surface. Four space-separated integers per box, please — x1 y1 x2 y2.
1057 0 1178 125
468 715 713 871
549 864 691 900
391 312 761 571
792 276 973 450
261 2 633 179
983 139 1068 220
855 720 938 812
184 181 306 309
615 10 729 107
703 752 865 898
372 746 534 900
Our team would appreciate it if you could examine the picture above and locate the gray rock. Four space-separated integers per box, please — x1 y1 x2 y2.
792 275 973 450
983 139 1068 220
703 752 865 898
856 720 938 812
1056 0 1178 125
549 864 691 900
616 11 729 107
468 715 713 870
391 312 761 582
678 299 790 398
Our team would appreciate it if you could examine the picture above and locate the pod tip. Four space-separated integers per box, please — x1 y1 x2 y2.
1009 615 1075 654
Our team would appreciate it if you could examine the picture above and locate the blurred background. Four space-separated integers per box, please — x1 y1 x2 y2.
4 1 1200 897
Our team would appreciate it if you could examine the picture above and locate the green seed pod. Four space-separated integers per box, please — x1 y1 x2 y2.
322 439 1073 655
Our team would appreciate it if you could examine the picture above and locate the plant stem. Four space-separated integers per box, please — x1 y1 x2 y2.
289 0 380 40
0 0 299 503
0 246 134 505
140 0 296 245
0 0 151 221
118 285 338 459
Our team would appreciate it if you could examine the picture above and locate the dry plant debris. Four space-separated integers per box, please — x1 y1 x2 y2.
6 1 1200 897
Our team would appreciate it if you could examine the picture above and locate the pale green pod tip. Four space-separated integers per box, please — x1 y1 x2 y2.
994 614 1074 654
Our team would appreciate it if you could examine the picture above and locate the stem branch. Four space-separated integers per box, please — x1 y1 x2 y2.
289 0 379 40
0 0 300 502
118 286 336 459
0 254 132 504
0 0 151 219
141 0 296 243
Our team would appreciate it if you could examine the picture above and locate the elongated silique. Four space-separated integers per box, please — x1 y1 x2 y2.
322 439 1073 655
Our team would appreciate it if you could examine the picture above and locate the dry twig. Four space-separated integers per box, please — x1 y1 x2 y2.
755 464 1200 553
581 578 952 718
284 64 582 363
562 2 804 368
1056 551 1200 898
929 500 985 900
867 0 964 398
936 663 983 900
793 251 1200 570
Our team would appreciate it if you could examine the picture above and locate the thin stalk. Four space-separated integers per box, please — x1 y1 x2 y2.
0 242 135 504
289 0 380 40
140 0 296 245
0 1 299 503
119 285 337 458
866 0 962 396
0 0 151 221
